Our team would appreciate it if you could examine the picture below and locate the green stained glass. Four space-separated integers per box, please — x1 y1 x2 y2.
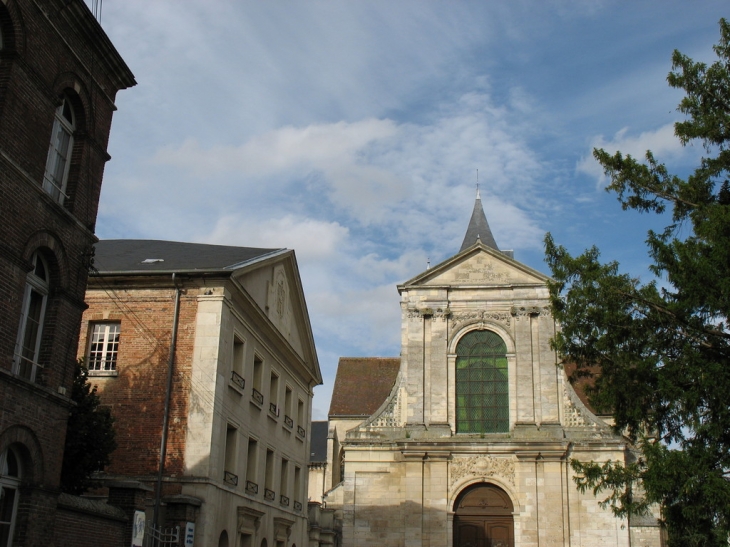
455 330 509 433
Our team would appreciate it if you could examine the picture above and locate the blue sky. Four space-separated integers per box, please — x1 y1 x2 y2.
92 1 727 419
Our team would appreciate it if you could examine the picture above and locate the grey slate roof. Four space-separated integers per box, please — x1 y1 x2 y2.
92 240 284 274
309 421 329 463
460 189 499 252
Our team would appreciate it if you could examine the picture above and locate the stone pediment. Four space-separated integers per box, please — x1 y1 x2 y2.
401 243 548 289
233 251 322 385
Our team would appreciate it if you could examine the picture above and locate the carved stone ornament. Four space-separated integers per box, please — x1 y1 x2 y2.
510 306 551 320
450 311 511 331
450 455 515 487
237 506 265 534
407 307 452 321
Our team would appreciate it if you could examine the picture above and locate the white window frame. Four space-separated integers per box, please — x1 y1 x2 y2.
43 96 75 204
14 252 49 382
0 446 23 546
87 322 121 373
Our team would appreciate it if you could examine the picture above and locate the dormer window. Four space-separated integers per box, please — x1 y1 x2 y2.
43 96 75 204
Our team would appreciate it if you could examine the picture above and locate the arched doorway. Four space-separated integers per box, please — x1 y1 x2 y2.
453 483 514 547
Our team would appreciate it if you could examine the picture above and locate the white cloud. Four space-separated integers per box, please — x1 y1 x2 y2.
202 215 349 263
576 123 689 185
152 119 398 178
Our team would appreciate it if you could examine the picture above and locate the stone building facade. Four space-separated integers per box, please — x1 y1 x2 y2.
0 1 134 545
77 239 322 547
321 193 662 547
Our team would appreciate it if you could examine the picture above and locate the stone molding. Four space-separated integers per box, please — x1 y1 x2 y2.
450 455 516 487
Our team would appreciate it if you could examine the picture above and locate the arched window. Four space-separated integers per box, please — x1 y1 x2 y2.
0 446 23 546
14 252 49 382
456 330 509 433
43 95 76 204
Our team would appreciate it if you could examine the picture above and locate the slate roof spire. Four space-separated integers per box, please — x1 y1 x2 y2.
460 185 499 252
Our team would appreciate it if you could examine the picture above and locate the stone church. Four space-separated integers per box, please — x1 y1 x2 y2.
316 192 661 547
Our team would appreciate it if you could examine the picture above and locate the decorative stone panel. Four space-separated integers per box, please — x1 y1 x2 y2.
450 455 516 487
449 311 511 333
360 373 404 428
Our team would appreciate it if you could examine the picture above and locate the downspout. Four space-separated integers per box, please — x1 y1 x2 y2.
153 273 182 529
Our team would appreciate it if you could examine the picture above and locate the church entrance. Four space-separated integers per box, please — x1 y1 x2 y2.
453 483 514 547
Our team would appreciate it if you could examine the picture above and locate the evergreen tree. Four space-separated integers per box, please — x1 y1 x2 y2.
60 362 117 495
545 19 730 547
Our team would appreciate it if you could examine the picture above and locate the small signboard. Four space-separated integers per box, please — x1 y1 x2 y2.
184 522 195 547
131 511 145 547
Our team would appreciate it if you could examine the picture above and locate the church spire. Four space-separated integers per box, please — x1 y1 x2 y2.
460 185 499 252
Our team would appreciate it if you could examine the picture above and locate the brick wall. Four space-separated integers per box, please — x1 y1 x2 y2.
79 286 200 479
0 0 134 545
54 494 128 547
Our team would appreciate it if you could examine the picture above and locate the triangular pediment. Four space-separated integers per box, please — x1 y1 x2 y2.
401 242 548 289
232 251 322 385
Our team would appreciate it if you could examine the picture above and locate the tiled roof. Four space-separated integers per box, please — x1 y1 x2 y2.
328 357 400 418
92 239 284 274
309 421 328 463
563 362 601 415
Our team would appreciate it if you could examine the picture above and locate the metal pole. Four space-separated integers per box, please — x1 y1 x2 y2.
153 273 181 530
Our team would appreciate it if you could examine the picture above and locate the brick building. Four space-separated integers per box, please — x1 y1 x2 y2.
0 1 134 545
77 239 322 547
317 192 663 547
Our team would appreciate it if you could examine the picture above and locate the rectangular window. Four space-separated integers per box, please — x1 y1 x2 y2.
284 386 293 427
294 466 301 510
280 458 289 506
224 425 238 486
87 323 121 371
296 398 306 438
251 355 264 405
231 335 245 390
264 449 275 501
269 371 279 417
245 438 258 495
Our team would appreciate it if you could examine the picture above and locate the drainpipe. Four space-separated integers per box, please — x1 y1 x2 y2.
153 273 182 530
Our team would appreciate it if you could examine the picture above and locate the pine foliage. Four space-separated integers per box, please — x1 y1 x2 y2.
545 19 730 547
60 362 117 495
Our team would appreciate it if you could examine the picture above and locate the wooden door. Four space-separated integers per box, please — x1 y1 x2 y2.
455 517 513 547
454 484 514 547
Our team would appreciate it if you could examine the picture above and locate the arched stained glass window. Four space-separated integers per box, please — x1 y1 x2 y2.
456 330 509 433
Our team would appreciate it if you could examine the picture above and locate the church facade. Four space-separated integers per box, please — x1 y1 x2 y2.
320 194 662 547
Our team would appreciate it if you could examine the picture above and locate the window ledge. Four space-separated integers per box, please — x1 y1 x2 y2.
228 379 245 395
88 370 118 377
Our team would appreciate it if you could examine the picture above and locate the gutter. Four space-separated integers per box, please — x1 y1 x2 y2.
153 273 182 530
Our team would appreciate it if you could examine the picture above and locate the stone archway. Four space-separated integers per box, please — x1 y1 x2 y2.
453 483 514 547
